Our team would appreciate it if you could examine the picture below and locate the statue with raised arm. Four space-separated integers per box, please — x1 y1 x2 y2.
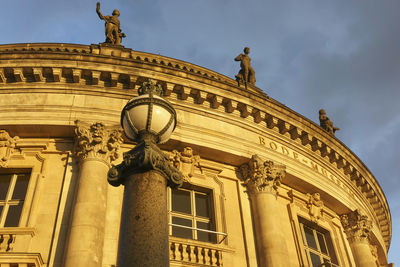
234 47 256 88
319 109 340 135
96 2 126 45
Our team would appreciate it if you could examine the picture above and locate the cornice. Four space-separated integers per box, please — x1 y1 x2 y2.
0 42 391 248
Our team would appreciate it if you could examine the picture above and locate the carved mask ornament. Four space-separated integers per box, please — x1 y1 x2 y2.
0 130 19 167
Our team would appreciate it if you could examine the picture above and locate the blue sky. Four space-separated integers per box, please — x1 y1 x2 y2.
2 0 399 263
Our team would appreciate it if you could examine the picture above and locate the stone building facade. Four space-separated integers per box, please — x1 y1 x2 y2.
0 43 393 267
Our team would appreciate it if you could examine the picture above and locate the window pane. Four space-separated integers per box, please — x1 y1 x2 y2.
310 252 322 267
4 204 23 227
172 189 191 214
195 193 210 218
12 174 30 200
317 232 328 254
323 258 332 267
172 217 192 239
0 174 12 200
304 225 318 250
0 205 3 218
197 221 213 242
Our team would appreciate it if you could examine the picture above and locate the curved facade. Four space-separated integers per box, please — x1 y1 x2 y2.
0 43 392 267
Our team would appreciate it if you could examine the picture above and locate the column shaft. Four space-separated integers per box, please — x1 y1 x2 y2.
117 170 169 267
350 241 377 267
64 159 109 267
250 193 290 267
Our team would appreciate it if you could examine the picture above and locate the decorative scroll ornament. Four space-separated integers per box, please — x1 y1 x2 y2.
0 130 19 167
168 147 200 182
108 139 183 188
306 193 324 223
240 154 286 195
340 209 372 243
74 121 124 164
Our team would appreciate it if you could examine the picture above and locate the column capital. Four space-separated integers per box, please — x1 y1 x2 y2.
108 139 183 188
240 154 286 195
74 121 124 164
341 209 372 243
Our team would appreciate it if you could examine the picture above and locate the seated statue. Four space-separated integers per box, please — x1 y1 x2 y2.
319 109 340 135
234 47 256 88
96 2 126 45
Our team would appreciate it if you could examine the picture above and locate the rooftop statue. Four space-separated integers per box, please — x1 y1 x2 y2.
319 109 340 135
234 47 256 88
96 2 126 45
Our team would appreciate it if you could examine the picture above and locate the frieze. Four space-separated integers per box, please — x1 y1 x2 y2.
258 136 356 199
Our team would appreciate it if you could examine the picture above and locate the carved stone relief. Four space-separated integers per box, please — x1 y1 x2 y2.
306 193 324 223
340 209 372 243
240 154 286 195
168 147 200 182
74 121 124 164
0 130 19 167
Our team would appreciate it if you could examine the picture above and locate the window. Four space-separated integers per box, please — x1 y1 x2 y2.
168 186 215 243
0 170 30 227
299 218 338 267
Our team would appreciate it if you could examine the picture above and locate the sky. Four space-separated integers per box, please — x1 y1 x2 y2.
2 0 399 263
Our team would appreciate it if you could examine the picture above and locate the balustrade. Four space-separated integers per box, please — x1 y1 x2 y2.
169 240 223 266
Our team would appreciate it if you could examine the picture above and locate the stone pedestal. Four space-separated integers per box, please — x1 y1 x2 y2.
64 122 123 267
341 209 377 267
240 155 289 267
117 171 169 266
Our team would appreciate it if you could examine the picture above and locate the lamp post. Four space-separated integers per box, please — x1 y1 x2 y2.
108 79 183 267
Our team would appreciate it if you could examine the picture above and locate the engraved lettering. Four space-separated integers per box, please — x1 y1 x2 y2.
259 136 266 145
269 141 278 151
281 146 289 156
293 151 299 161
321 168 328 177
311 162 319 172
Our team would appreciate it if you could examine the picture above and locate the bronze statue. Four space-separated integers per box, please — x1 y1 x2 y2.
234 47 256 88
319 109 340 135
96 2 126 45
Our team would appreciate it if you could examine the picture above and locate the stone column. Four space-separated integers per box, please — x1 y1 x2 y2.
341 210 377 267
240 155 289 267
64 122 123 267
108 139 183 267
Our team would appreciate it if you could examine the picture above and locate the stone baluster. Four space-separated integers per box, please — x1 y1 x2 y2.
341 210 377 267
240 155 289 267
170 242 177 260
64 122 123 267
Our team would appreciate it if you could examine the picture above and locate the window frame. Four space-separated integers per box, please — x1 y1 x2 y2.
299 217 339 267
0 168 32 228
167 184 217 243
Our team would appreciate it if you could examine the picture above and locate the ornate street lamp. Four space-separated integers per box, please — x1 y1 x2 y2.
108 79 183 267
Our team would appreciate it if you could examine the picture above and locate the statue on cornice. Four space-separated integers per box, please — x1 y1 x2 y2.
319 109 340 136
234 47 256 89
96 2 126 45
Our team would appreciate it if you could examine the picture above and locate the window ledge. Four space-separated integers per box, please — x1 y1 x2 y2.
0 227 36 237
